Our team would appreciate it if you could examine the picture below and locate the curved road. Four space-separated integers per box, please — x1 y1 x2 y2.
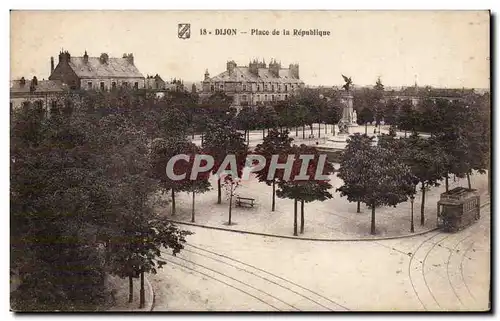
150 204 490 311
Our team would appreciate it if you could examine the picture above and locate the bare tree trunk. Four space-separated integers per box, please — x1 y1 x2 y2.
318 123 321 138
445 176 449 192
272 180 276 212
217 178 222 204
262 128 265 140
171 188 176 216
139 270 145 309
128 275 133 303
365 123 368 135
228 188 233 225
357 201 361 213
325 123 327 134
247 130 250 146
420 181 426 226
467 172 472 189
293 198 298 236
191 191 196 222
295 126 298 137
300 200 305 234
302 125 305 139
310 124 313 135
201 132 204 146
371 203 376 235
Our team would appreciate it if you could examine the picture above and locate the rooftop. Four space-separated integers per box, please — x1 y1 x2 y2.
66 55 144 79
209 66 303 84
10 79 68 94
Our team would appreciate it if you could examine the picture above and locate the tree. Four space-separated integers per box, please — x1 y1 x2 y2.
298 89 328 138
256 105 279 139
276 144 334 235
150 137 196 216
336 133 374 213
399 133 447 225
461 102 489 189
11 93 194 311
222 174 241 225
358 107 374 126
180 148 212 223
337 143 414 235
383 98 400 126
254 129 293 211
199 91 234 124
398 101 417 135
324 97 342 133
203 122 248 204
374 77 384 92
234 106 258 146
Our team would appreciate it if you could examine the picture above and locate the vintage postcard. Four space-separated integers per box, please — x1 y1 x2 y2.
10 10 490 312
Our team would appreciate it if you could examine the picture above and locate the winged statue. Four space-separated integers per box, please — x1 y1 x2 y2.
341 74 353 92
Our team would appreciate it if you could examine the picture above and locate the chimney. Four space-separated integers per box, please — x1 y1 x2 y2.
99 53 109 64
29 76 38 92
249 59 259 76
227 60 236 75
269 59 281 77
58 50 71 64
123 53 134 65
50 57 54 74
19 77 26 86
289 64 299 79
83 50 89 64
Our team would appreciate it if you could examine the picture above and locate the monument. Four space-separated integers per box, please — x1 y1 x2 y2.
337 75 357 135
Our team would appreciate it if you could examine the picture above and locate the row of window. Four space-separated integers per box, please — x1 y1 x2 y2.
87 81 140 90
211 82 298 93
240 94 288 102
16 99 73 117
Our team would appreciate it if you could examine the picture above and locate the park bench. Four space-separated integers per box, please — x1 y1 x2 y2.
236 196 256 208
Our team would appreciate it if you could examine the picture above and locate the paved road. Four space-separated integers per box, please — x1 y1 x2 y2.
150 203 490 311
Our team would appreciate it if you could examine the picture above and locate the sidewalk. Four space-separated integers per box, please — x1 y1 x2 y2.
154 170 489 240
102 274 155 311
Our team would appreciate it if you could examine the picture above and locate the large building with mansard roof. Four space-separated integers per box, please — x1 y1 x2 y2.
48 50 145 91
201 59 305 109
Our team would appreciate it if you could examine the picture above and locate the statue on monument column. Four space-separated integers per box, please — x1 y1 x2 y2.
341 74 353 92
339 74 355 126
352 109 357 124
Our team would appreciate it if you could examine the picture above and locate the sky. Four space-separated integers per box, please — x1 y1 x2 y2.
10 10 490 88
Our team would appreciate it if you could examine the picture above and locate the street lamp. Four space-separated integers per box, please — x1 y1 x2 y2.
410 194 415 233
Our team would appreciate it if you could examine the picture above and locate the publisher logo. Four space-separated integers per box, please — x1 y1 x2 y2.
178 23 191 39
